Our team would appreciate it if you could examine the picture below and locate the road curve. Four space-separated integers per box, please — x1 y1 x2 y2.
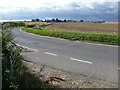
12 27 118 86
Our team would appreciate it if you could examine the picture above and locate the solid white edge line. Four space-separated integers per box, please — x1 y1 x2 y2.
70 58 93 64
44 52 57 56
16 44 38 51
74 41 118 47
86 42 118 47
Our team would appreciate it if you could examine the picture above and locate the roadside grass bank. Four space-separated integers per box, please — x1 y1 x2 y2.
2 23 53 89
22 27 120 45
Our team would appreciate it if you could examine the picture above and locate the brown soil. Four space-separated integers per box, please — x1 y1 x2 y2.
44 22 118 34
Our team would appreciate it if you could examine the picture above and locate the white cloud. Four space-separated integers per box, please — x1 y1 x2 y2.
0 0 118 21
0 0 119 9
0 7 20 13
86 4 94 9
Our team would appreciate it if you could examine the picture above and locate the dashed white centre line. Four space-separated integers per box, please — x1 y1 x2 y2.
16 44 38 51
44 52 58 56
70 58 93 64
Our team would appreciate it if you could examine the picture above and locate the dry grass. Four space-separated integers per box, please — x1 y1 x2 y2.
25 22 47 26
44 22 118 34
104 22 118 24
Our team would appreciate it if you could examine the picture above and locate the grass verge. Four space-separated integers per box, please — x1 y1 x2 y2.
22 27 120 45
2 23 53 89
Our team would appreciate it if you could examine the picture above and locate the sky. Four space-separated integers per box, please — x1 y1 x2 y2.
0 0 119 21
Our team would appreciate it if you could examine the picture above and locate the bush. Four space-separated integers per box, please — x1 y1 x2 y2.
2 25 25 89
2 22 25 28
2 23 53 89
26 24 36 28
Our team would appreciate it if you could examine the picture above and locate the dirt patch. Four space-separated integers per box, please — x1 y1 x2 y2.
23 61 117 88
44 22 118 34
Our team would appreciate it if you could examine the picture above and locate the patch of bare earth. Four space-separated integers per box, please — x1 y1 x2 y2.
44 22 118 34
23 61 117 88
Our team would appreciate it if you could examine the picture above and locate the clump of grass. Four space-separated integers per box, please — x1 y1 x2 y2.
22 27 119 45
2 23 53 89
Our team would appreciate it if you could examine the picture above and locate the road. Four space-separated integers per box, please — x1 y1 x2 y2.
12 27 118 86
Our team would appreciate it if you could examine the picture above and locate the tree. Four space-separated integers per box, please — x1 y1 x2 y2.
31 19 35 22
56 18 59 22
52 19 56 22
45 19 47 22
36 19 39 22
80 20 84 22
64 19 67 22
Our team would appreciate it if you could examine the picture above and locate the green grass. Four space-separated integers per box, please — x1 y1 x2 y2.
22 27 120 45
2 24 53 89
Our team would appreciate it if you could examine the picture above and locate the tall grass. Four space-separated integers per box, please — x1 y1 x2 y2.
2 23 53 89
2 24 25 89
23 27 119 45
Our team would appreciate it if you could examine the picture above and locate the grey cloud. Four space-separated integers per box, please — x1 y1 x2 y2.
1 2 118 22
91 2 118 13
68 2 80 7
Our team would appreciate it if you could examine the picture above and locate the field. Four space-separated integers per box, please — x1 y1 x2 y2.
44 22 118 34
22 22 119 45
22 27 119 45
24 22 47 25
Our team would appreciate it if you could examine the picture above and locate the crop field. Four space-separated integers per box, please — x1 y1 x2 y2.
44 22 118 34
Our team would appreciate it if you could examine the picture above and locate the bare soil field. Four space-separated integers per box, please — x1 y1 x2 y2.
44 22 118 34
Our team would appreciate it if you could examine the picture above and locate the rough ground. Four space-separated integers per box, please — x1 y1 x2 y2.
23 61 117 88
44 22 118 34
24 22 118 34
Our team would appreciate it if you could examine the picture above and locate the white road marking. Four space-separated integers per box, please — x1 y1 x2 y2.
44 52 57 56
74 41 118 47
16 44 38 51
70 58 93 64
86 43 118 47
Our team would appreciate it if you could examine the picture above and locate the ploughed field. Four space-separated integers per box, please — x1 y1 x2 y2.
44 22 118 34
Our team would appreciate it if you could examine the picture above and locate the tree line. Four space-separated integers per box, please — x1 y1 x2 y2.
31 18 105 23
31 18 84 22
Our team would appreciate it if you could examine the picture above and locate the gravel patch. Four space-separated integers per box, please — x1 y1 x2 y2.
23 61 117 88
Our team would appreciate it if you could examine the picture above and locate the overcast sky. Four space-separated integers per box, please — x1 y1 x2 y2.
0 0 119 21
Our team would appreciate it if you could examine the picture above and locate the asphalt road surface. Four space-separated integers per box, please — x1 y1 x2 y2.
12 27 119 86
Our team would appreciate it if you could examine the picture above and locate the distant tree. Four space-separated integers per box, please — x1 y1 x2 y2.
31 19 35 22
80 20 84 22
46 20 51 22
52 19 56 22
40 20 43 22
102 21 105 23
56 18 59 22
68 20 74 22
64 19 67 22
36 19 40 22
